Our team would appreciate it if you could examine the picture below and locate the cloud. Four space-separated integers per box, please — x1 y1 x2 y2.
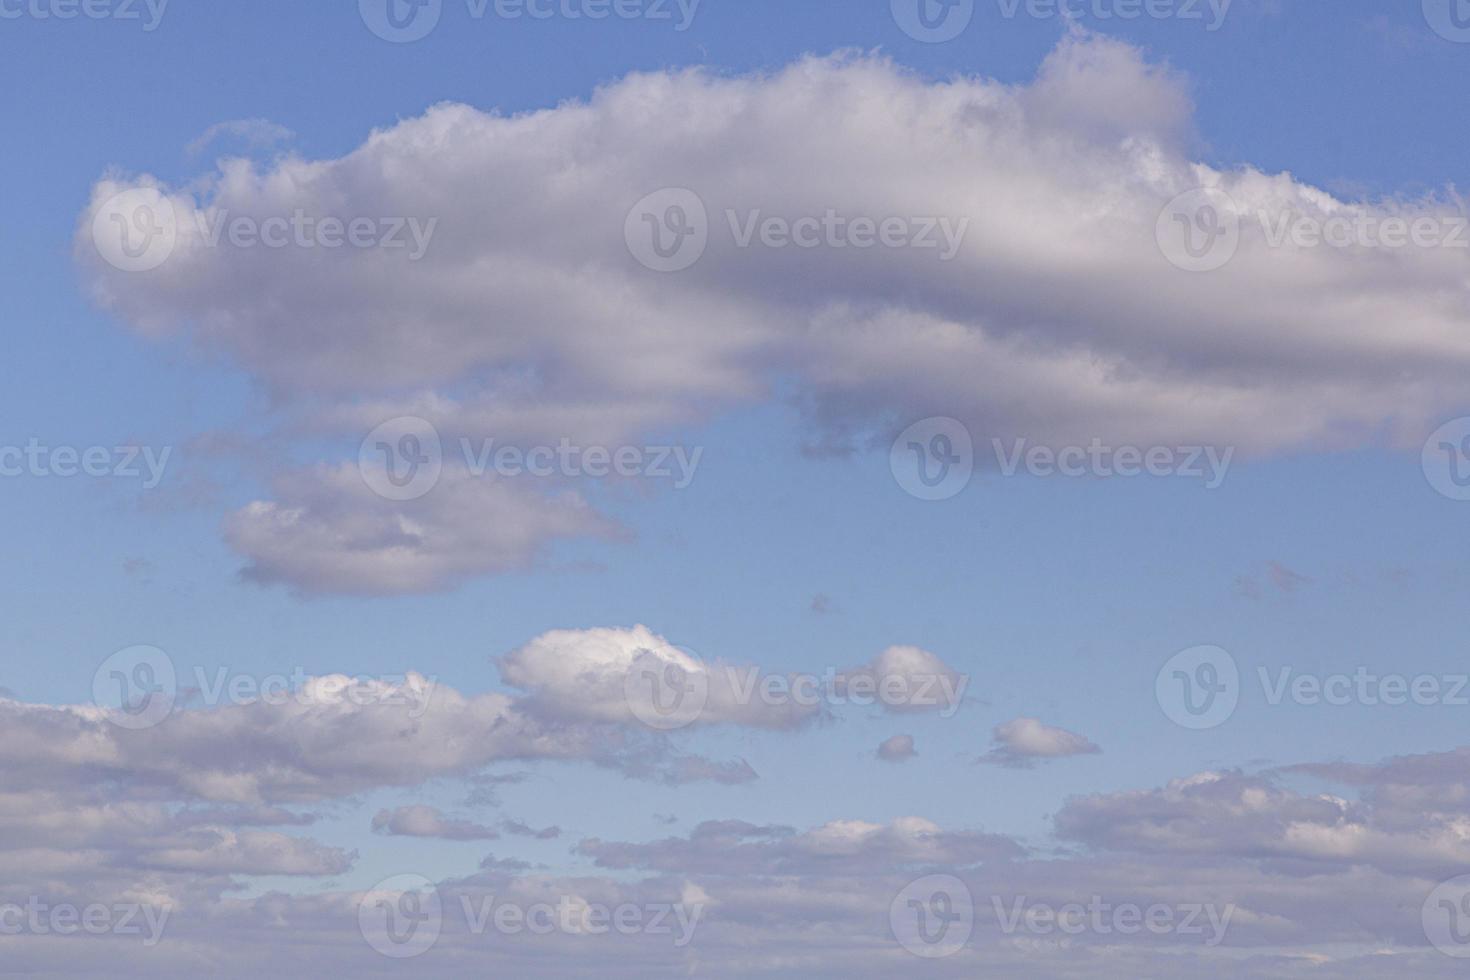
79 33 1470 594
978 717 1101 768
226 464 617 596
372 805 501 841
576 816 1023 876
876 734 916 762
185 118 294 158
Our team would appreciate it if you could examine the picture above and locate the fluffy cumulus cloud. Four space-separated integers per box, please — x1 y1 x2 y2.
7 659 1470 975
78 31 1470 595
978 716 1102 768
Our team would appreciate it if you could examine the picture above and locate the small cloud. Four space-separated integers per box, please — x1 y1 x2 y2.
877 734 916 762
978 717 1100 769
502 819 561 840
1233 561 1312 600
186 118 294 158
371 805 500 841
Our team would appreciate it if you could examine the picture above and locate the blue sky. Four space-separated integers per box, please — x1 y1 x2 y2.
6 1 1470 976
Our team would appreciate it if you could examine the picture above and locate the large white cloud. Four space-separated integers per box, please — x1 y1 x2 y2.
78 32 1470 594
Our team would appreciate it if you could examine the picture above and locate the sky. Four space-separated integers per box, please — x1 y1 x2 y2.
4 0 1470 976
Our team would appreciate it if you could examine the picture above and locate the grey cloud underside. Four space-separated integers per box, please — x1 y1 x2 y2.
78 33 1470 595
